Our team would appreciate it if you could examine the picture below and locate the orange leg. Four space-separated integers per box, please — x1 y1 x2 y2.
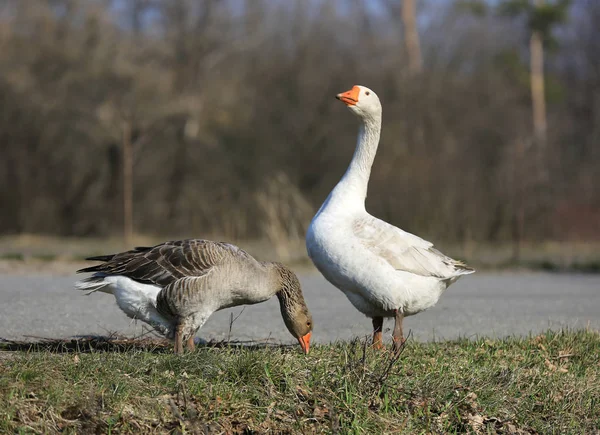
372 317 384 349
186 336 195 351
173 324 184 355
392 309 405 353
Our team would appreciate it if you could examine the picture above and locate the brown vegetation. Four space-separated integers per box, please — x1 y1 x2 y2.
0 0 598 254
1 331 599 433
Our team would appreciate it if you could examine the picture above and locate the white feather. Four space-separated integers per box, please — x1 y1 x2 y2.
75 275 173 336
306 85 474 320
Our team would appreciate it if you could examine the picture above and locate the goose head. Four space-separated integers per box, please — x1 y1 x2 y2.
273 264 313 354
336 85 382 120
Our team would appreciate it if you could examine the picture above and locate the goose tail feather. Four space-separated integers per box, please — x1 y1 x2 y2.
74 275 112 295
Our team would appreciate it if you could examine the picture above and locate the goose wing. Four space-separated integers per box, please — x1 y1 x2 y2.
352 216 473 279
76 239 252 287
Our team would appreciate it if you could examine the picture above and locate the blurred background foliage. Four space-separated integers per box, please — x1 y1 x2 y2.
0 0 598 259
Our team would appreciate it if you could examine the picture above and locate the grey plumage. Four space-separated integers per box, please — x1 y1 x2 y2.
76 239 313 354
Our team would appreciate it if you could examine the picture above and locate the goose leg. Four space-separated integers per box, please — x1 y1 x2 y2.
186 336 195 351
174 323 184 355
392 309 405 352
372 317 384 349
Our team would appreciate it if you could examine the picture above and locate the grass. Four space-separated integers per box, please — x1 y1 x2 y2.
1 331 599 434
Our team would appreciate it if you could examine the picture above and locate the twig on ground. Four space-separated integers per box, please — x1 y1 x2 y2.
227 307 246 342
377 330 411 387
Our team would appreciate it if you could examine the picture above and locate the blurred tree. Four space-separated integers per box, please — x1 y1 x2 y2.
499 0 570 259
457 0 572 259
383 0 423 75
402 0 423 74
499 0 571 150
0 0 597 255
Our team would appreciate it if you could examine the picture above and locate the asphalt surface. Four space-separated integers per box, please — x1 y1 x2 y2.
0 271 598 346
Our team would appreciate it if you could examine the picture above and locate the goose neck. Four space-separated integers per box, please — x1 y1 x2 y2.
336 115 381 203
262 262 299 302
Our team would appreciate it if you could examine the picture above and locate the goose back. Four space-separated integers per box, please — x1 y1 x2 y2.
77 239 259 287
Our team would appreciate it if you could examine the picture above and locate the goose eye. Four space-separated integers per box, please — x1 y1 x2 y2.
307 322 311 327
365 91 370 96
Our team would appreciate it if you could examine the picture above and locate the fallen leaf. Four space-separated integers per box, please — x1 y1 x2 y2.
296 386 311 401
314 406 329 418
544 359 557 371
121 404 135 417
467 413 484 432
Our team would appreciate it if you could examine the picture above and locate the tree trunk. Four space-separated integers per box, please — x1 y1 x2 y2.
530 0 547 150
122 120 133 247
529 0 550 236
511 139 526 263
401 0 422 75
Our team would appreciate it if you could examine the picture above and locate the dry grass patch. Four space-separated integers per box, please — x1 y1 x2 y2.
1 330 599 433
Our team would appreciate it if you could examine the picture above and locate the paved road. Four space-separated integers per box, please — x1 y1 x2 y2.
0 271 598 345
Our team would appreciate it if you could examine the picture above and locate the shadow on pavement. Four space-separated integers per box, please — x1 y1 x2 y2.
0 334 294 354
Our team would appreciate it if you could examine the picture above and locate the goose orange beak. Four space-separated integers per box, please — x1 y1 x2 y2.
298 332 311 354
336 86 360 106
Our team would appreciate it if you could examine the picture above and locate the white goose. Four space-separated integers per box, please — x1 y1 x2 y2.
306 85 474 351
